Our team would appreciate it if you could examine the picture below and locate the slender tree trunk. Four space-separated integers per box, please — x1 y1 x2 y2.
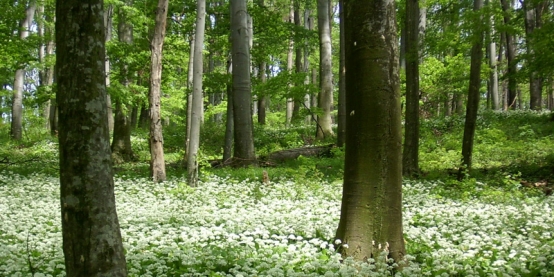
55 1 127 275
336 1 346 148
304 9 314 124
149 0 169 182
292 2 303 122
105 5 114 133
187 0 206 187
316 0 334 139
286 7 294 127
336 0 405 263
501 0 517 109
185 36 195 160
223 60 234 162
403 0 420 177
11 0 36 140
459 0 485 178
231 0 256 166
112 2 135 163
524 0 544 110
258 62 267 125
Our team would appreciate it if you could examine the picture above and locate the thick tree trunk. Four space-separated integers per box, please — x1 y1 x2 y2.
460 0 485 178
231 0 256 166
11 1 36 140
403 0 420 177
316 0 334 139
336 0 405 263
149 0 169 182
55 1 127 276
187 0 206 187
111 1 135 163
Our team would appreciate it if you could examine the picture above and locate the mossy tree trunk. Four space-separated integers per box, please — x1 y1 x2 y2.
55 1 127 275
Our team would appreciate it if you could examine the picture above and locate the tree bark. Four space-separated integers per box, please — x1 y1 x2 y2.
111 1 135 163
187 0 206 187
336 0 405 263
149 0 169 182
185 35 194 160
501 0 517 109
231 0 256 166
257 61 267 125
336 0 346 148
459 0 485 178
524 0 544 110
403 0 420 177
11 0 36 140
104 5 114 133
286 7 294 127
55 1 127 275
316 0 334 139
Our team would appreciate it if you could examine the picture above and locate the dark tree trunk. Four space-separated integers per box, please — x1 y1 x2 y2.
402 0 420 177
231 0 256 166
138 104 149 128
111 1 135 163
459 0 485 178
524 0 545 110
257 61 267 125
336 0 406 263
501 0 518 109
55 0 127 275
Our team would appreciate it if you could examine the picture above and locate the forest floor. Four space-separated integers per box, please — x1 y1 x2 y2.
1 110 554 276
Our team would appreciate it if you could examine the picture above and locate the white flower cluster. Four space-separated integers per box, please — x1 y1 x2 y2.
1 171 553 276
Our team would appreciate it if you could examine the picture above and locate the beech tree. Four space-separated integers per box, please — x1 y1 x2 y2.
336 0 406 262
231 0 256 166
55 0 127 275
149 0 169 182
315 0 334 139
187 0 206 187
11 0 35 140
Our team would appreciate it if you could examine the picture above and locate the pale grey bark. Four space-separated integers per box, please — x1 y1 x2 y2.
231 0 256 166
11 0 36 140
185 36 194 160
316 0 334 139
336 0 345 147
304 9 313 124
187 0 206 187
149 0 169 182
55 1 127 275
105 5 114 132
286 7 294 127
